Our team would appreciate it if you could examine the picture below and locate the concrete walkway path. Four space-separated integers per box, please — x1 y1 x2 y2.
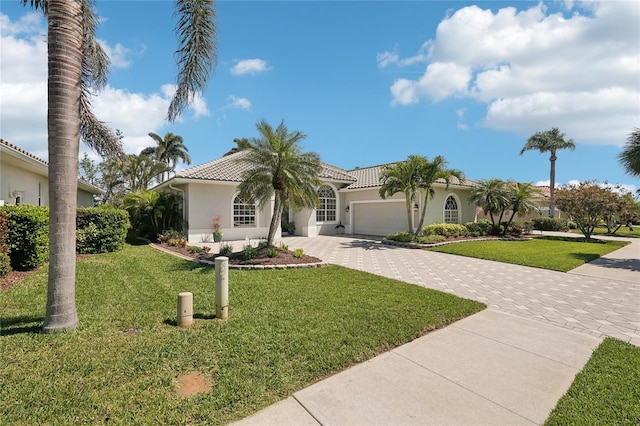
229 233 639 425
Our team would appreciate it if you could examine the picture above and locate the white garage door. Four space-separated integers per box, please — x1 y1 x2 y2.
353 202 409 236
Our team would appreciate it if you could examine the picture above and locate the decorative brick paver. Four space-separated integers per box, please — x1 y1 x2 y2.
281 235 640 346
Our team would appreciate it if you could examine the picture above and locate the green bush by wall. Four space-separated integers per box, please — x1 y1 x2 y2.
76 207 130 254
1 205 49 271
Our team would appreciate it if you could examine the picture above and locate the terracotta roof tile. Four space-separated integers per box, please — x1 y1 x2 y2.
343 163 477 190
177 151 356 183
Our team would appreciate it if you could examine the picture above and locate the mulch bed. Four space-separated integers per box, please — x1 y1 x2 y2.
156 243 323 266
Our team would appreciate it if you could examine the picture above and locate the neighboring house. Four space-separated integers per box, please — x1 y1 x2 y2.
154 151 478 242
0 139 102 207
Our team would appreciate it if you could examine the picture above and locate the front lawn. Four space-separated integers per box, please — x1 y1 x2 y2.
572 227 640 238
427 236 628 272
1 244 484 425
545 338 640 425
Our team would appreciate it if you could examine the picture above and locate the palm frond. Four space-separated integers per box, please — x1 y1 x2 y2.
168 0 217 122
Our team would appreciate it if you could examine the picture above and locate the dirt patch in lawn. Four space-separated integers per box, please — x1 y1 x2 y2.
176 371 213 396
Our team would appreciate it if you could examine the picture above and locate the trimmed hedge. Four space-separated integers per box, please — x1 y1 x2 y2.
386 231 414 243
1 205 49 271
421 223 468 238
532 217 570 232
76 207 130 254
502 220 534 235
464 220 493 237
0 211 10 278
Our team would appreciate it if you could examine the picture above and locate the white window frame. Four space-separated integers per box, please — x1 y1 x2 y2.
232 194 257 228
443 194 460 224
316 185 337 223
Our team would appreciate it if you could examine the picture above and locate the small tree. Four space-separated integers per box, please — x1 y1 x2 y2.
555 181 613 239
379 156 423 235
502 182 541 233
469 179 510 235
601 187 637 235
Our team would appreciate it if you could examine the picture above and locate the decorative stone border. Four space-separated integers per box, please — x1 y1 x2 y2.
382 236 532 249
149 242 327 270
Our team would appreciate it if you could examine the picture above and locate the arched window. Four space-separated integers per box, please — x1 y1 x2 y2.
444 195 459 224
316 185 336 222
233 195 255 227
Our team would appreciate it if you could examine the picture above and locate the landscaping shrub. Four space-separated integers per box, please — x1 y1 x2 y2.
76 207 130 254
502 220 534 236
267 247 279 258
280 242 289 251
1 205 49 271
532 217 569 231
242 245 257 260
293 248 304 258
219 243 233 256
188 245 204 254
417 235 446 244
421 223 468 238
464 220 493 237
0 212 10 278
386 232 414 243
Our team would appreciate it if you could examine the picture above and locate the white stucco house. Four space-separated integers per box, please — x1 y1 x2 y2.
0 139 102 207
154 151 478 243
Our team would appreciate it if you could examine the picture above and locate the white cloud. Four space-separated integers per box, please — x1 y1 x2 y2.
0 12 210 157
385 2 640 146
225 96 252 111
98 39 131 68
231 58 272 76
377 42 430 68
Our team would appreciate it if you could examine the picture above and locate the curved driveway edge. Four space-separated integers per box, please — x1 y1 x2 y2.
281 235 640 346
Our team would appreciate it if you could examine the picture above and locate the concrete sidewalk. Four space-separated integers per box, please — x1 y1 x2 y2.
233 310 601 426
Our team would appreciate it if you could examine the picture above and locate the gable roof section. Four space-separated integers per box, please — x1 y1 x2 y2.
343 163 477 190
0 138 104 194
176 151 356 184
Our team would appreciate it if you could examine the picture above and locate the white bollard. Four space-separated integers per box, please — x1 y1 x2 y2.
177 292 193 327
215 256 229 320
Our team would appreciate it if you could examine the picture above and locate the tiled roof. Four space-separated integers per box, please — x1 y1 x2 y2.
344 163 476 190
0 138 48 166
1 138 104 194
176 151 356 183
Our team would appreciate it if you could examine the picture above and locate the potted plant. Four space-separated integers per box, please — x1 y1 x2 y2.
212 215 223 242
287 221 296 235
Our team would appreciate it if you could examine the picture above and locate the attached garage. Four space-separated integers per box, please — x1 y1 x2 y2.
352 201 410 236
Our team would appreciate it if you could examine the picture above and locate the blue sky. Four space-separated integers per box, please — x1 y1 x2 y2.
1 1 639 192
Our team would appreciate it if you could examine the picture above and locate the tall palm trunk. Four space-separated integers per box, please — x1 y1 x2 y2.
42 0 82 333
405 195 413 234
549 151 556 218
267 191 284 246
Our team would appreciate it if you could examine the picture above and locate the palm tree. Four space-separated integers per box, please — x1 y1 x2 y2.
145 132 191 181
24 0 217 333
122 154 170 192
520 128 576 218
469 179 511 235
237 120 322 246
503 182 541 231
414 156 464 238
223 137 251 156
619 128 640 178
379 156 423 235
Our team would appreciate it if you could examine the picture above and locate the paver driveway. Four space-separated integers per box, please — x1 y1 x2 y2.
281 235 640 346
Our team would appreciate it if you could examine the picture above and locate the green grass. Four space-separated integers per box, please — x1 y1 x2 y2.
1 245 484 425
427 236 628 272
572 227 640 238
545 338 640 425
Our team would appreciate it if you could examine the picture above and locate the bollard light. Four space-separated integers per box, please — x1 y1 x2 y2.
177 292 193 327
215 256 229 320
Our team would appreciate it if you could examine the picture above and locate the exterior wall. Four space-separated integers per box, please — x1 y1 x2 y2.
0 160 49 206
341 188 411 235
77 189 96 207
340 185 475 235
184 181 276 243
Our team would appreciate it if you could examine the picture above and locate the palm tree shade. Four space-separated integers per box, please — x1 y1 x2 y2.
25 0 217 333
520 127 575 218
237 120 322 246
619 128 640 178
